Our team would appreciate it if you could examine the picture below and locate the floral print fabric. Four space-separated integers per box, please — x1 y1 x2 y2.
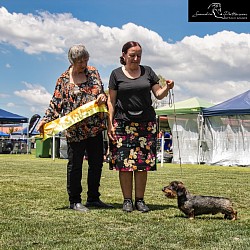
43 66 107 142
109 120 157 171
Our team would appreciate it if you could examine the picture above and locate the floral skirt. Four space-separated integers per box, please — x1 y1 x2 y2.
109 120 157 171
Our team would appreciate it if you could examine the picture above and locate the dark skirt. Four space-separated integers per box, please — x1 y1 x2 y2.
109 120 157 171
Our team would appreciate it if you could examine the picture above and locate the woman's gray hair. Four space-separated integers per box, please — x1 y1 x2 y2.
68 44 90 64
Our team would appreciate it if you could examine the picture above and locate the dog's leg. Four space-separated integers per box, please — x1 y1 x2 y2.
224 208 237 220
233 211 238 220
188 209 195 220
227 210 237 220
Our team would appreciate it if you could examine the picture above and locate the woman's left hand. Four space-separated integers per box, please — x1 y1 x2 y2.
96 94 107 105
166 80 174 90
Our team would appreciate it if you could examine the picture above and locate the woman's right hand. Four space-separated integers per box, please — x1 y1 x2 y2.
36 120 46 134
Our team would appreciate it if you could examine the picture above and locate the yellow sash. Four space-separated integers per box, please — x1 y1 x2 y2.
42 100 108 140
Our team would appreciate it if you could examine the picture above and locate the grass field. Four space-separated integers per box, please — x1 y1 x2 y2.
0 153 249 250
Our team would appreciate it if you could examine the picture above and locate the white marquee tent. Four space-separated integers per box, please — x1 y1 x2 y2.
202 90 250 166
155 97 214 164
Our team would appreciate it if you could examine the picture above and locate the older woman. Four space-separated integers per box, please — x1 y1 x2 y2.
37 44 113 212
107 41 174 212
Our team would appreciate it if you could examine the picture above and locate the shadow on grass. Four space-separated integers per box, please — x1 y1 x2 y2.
54 203 177 211
172 214 232 220
54 205 235 221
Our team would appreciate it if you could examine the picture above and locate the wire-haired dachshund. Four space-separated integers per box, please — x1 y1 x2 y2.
162 181 237 220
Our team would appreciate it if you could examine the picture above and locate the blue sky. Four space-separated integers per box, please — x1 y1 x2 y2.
0 0 250 120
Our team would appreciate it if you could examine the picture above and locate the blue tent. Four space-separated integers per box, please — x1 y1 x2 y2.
0 108 28 123
202 90 250 116
0 131 9 137
11 127 39 136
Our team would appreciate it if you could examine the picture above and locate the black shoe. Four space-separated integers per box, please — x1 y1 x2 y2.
122 199 133 212
69 203 89 212
135 200 150 213
85 200 114 208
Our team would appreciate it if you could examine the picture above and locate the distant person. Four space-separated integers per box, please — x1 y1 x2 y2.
107 41 174 212
37 44 113 212
164 131 172 151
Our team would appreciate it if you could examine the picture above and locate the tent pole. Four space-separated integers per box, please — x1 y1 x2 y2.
27 137 29 155
197 114 203 164
52 135 55 161
161 133 164 167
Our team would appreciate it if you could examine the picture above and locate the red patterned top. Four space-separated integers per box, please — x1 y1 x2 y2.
42 65 107 142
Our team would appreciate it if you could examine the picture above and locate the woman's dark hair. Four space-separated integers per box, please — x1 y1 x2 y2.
120 41 141 65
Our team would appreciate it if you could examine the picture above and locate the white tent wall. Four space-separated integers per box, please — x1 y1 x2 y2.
167 114 202 164
203 115 250 166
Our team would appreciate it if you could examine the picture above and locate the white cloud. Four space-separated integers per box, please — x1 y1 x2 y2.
0 6 249 110
14 81 51 105
14 82 52 114
0 93 9 98
5 63 11 68
6 102 15 107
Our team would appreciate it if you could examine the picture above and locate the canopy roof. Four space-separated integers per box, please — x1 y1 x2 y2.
0 108 28 124
202 90 250 116
155 97 213 115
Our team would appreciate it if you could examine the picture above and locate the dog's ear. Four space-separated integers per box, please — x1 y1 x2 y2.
178 185 188 195
177 183 184 188
177 187 185 196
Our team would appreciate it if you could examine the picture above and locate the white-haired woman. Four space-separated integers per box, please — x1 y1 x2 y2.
37 44 113 212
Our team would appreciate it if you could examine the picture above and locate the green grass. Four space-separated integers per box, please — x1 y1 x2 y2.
0 153 249 250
